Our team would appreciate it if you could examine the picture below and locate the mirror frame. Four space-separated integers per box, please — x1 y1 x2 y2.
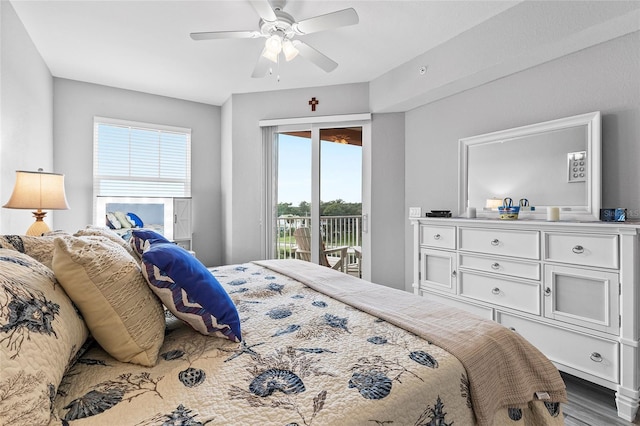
458 111 601 220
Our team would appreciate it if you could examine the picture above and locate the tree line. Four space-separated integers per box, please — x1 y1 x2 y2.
278 199 362 217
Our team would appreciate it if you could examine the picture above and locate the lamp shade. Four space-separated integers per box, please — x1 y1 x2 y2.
4 170 70 210
485 198 503 210
261 47 279 63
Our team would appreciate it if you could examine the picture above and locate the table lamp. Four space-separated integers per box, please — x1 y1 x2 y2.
485 198 503 210
3 169 70 236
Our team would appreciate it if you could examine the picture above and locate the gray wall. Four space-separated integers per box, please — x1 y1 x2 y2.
221 97 233 267
404 32 640 291
52 79 223 267
370 113 405 289
0 1 55 234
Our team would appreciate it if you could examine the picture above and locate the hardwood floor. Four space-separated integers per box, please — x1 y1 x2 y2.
563 373 640 426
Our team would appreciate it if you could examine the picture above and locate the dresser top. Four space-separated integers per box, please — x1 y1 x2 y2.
410 216 640 232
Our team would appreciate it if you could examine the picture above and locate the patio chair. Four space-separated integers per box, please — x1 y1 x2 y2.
293 227 348 273
347 246 362 278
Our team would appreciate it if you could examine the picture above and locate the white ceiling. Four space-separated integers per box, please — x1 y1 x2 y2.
10 0 521 106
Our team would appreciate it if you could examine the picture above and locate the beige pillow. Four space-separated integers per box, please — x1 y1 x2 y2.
74 225 136 259
0 249 89 425
0 234 69 269
52 235 165 366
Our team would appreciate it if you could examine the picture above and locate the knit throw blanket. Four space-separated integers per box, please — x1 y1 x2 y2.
254 259 567 426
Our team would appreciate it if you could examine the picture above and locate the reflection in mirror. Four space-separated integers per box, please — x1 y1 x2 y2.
459 111 601 220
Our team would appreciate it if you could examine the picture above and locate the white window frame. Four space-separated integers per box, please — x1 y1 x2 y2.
93 116 192 198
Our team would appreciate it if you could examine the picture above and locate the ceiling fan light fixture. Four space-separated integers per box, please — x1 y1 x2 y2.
261 47 279 63
265 34 282 54
282 39 299 61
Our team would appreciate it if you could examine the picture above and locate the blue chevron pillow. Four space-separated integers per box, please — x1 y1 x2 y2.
140 243 242 342
130 229 171 258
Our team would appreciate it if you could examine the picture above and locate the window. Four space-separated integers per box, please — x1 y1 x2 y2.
93 117 191 198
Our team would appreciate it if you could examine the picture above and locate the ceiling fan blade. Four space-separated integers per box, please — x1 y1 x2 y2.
293 41 338 73
294 8 359 34
190 30 260 41
251 51 272 78
250 0 277 22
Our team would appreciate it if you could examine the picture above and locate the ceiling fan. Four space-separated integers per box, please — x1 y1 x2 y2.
190 0 359 78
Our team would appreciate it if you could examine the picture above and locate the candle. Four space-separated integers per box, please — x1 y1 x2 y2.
467 207 476 218
547 207 560 222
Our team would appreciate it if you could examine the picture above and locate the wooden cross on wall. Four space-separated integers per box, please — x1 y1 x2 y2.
308 97 319 112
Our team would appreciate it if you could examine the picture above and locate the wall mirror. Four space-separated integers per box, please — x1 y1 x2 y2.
458 111 601 220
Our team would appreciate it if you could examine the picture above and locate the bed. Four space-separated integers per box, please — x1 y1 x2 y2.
0 229 566 426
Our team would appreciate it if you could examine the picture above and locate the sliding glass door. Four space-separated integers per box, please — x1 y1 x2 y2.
319 127 363 276
269 122 364 276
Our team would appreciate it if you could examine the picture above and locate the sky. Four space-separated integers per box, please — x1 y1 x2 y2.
277 133 362 205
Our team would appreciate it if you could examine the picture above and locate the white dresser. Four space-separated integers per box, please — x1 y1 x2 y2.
410 217 640 421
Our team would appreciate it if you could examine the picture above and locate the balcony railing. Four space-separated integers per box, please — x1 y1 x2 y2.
276 215 362 263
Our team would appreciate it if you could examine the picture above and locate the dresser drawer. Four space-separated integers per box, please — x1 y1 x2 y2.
459 254 540 280
459 271 540 315
497 313 619 383
459 228 539 259
420 225 456 250
544 232 618 269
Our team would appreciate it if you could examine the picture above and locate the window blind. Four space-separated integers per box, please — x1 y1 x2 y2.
93 117 191 198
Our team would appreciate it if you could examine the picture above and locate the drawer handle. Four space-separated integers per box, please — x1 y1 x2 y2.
572 245 585 254
491 262 500 270
491 239 500 246
509 327 516 332
590 352 603 363
544 287 552 296
451 270 457 278
491 287 500 295
433 234 441 240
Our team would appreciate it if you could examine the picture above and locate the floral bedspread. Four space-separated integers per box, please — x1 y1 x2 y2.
51 262 562 425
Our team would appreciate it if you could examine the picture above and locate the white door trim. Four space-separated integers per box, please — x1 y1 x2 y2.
259 113 371 127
